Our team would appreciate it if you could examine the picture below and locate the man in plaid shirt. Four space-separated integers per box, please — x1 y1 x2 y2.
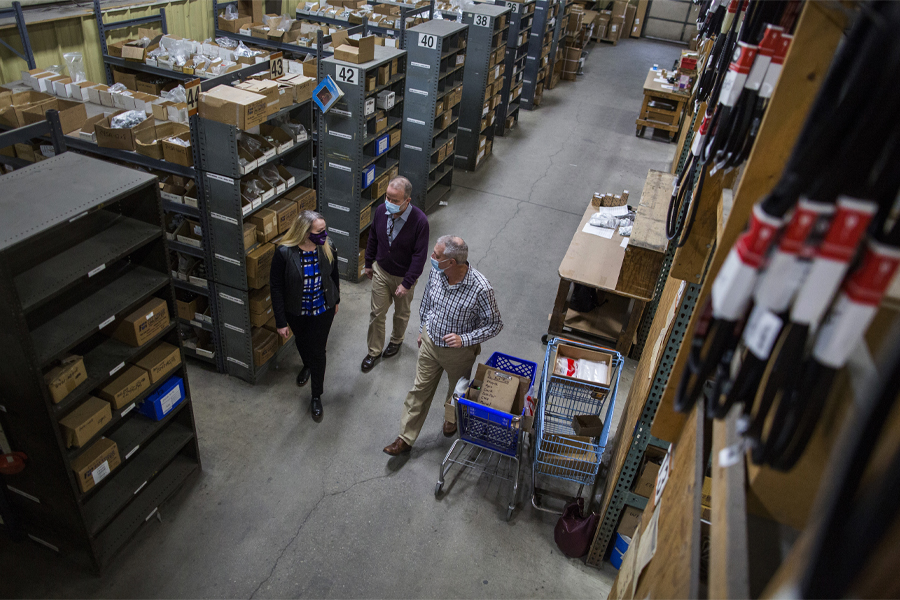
384 235 503 455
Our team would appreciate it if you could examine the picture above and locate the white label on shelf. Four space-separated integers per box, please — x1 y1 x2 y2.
125 445 140 460
225 323 245 334
215 253 241 266
328 227 350 237
219 292 244 305
338 256 349 263
411 61 431 70
336 66 359 84
159 386 181 416
328 130 352 139
145 507 159 522
328 161 351 172
419 33 437 49
190 320 201 328
27 535 58 552
88 264 106 278
134 481 148 495
406 117 426 126
328 203 351 212
68 212 88 223
524 79 532 84
207 172 234 185
409 88 428 96
99 315 115 330
227 356 249 368
331 108 352 117
109 362 125 377
404 144 423 152
91 461 111 485
211 212 239 225
145 312 154 321
0 404 6 412
7 486 40 503
527 55 536 60
121 403 136 417
459 126 472 132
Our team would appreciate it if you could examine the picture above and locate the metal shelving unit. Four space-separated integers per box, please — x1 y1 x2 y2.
0 1 36 70
454 3 510 171
0 153 201 571
297 1 434 49
214 0 318 58
520 0 558 110
399 20 468 212
492 0 535 136
546 0 571 88
319 45 407 283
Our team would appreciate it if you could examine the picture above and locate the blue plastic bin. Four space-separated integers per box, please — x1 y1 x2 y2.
609 533 631 569
138 376 185 421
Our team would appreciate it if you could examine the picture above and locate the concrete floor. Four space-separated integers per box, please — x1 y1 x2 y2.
3 37 678 598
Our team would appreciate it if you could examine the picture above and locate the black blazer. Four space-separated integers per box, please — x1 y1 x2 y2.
270 241 341 328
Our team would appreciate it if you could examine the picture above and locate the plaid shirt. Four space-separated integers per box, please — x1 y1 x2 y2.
419 264 503 347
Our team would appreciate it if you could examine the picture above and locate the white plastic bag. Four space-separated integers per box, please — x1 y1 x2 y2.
224 4 238 20
554 358 609 385
589 213 618 229
63 52 87 83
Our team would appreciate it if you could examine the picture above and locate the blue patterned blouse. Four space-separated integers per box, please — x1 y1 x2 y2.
299 249 326 316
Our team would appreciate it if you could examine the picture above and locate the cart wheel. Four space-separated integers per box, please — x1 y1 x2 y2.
635 127 642 137
506 507 514 521
541 334 549 345
435 482 443 497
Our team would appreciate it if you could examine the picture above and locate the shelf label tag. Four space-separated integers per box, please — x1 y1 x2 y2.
211 212 238 225
331 108 352 117
337 256 349 263
125 446 140 460
215 253 241 266
145 507 159 522
185 78 202 117
406 117 426 126
121 403 136 417
91 461 111 485
336 66 359 84
404 144 422 152
27 535 58 552
110 362 125 377
411 61 431 70
69 211 88 223
327 203 350 212
328 130 352 140
7 486 40 503
99 315 115 330
134 481 148 495
459 126 472 132
269 52 284 79
227 356 249 368
328 161 351 172
207 172 234 185
88 264 106 278
409 88 428 96
418 33 437 49
225 323 245 334
328 227 350 237
219 292 245 305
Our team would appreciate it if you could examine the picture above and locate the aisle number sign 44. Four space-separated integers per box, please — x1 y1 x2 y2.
474 14 491 27
270 52 284 79
186 78 202 116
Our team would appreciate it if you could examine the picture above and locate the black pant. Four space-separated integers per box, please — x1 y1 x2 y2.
285 307 335 398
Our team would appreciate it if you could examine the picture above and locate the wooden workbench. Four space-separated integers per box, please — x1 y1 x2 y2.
636 68 689 141
546 170 673 355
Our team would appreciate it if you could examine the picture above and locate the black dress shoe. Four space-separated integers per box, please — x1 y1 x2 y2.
296 366 311 387
311 397 323 422
361 355 378 372
382 342 402 358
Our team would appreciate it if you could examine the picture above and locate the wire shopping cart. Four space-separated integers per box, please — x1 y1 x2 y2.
436 352 537 521
531 337 623 514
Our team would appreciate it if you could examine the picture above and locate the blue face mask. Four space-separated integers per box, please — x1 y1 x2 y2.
385 199 403 214
431 257 450 271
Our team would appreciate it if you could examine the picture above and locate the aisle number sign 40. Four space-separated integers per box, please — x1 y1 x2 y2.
474 14 491 27
419 33 437 49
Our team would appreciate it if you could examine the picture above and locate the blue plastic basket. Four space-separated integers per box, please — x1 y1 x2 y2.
456 352 538 457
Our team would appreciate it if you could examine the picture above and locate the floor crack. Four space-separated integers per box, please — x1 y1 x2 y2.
476 200 524 270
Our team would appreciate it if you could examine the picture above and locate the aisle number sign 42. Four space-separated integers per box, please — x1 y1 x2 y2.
336 66 358 84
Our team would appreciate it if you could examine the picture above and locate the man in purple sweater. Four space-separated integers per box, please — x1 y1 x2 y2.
361 176 430 372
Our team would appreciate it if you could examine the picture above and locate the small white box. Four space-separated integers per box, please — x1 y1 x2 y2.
376 90 395 110
365 98 375 116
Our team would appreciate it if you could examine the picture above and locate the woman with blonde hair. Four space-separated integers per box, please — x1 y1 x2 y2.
270 210 340 422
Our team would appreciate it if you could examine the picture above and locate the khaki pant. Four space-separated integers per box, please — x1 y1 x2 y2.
367 262 417 358
399 330 481 446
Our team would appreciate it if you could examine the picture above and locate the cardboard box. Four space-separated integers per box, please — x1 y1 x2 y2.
623 3 636 35
236 79 281 115
572 414 605 437
97 365 151 410
285 185 317 212
333 33 375 64
113 69 138 91
239 0 265 21
70 437 121 493
279 74 315 104
477 368 519 414
246 243 275 288
617 506 644 537
377 64 390 85
0 91 55 128
133 121 185 160
250 208 278 243
252 327 278 366
94 110 154 152
220 13 253 33
132 342 182 383
109 297 170 347
632 0 648 37
136 78 166 96
44 355 87 404
372 172 390 199
456 362 533 428
251 303 274 327
634 459 661 498
390 128 401 148
175 219 203 248
270 199 299 234
176 295 199 321
59 396 111 448
199 85 268 131
244 222 258 251
249 286 273 315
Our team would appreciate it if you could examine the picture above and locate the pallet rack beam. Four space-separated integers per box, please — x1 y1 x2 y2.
0 1 35 70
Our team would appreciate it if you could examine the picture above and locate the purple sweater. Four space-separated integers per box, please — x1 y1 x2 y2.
364 203 429 289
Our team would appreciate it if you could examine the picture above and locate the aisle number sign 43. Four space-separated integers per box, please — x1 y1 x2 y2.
270 52 284 79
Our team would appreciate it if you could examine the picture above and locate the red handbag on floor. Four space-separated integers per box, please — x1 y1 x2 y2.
554 497 600 558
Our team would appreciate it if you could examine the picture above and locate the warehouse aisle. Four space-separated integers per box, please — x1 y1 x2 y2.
3 38 678 598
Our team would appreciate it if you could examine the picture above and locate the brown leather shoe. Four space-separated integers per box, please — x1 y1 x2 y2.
383 437 412 456
442 421 457 437
382 342 402 358
361 355 378 372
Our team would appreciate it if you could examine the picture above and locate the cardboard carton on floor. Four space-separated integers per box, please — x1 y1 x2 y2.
252 327 278 366
43 355 87 404
70 437 121 493
199 85 268 130
97 365 151 410
108 297 170 347
132 342 182 383
59 396 111 448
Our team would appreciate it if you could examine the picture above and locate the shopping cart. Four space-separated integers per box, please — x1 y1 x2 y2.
531 337 623 513
436 352 537 521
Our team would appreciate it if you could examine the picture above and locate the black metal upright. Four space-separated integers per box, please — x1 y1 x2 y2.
493 0 535 135
0 1 36 70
